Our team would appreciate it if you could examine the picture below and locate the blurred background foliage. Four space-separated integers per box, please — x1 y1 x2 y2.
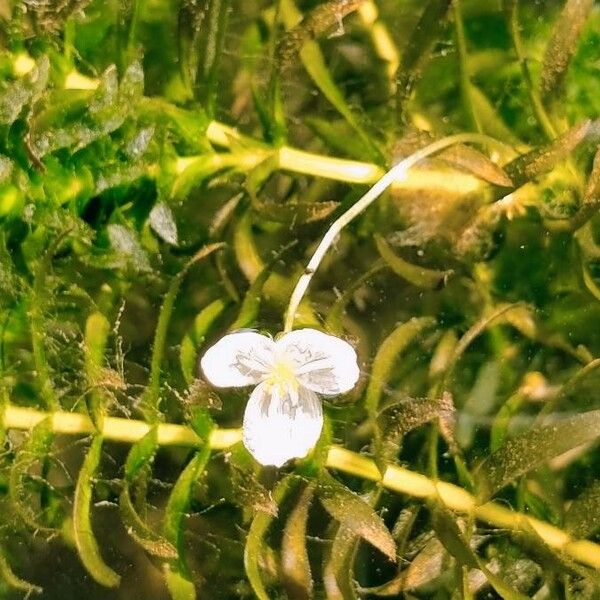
0 0 599 598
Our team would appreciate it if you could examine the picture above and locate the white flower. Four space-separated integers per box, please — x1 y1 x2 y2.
200 328 360 467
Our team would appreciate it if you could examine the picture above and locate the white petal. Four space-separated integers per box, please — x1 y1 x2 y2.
243 382 323 467
276 328 360 395
200 331 275 388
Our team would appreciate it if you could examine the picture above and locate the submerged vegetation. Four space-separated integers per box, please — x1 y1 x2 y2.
0 0 599 597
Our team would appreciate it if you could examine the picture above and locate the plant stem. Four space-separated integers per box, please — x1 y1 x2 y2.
283 132 511 332
2 404 600 570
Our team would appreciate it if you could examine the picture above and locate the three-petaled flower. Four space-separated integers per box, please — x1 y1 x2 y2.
200 329 360 467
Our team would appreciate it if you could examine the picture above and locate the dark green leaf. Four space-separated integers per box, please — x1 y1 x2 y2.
565 480 600 539
395 0 453 119
477 409 600 498
244 475 296 600
164 447 212 566
431 502 529 599
281 482 315 600
318 472 396 561
374 234 452 289
0 549 42 595
504 121 591 187
540 0 594 101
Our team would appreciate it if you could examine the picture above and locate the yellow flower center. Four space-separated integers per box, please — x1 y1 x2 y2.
265 358 298 395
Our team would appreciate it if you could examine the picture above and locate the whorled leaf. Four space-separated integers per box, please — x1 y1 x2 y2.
317 472 396 561
281 482 315 600
325 259 387 335
142 243 225 420
437 143 513 187
73 435 121 588
279 0 384 163
30 61 144 156
477 409 600 499
229 242 294 330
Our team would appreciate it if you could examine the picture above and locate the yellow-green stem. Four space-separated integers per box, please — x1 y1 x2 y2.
2 404 600 570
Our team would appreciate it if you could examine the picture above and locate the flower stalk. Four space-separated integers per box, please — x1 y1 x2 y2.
3 403 600 570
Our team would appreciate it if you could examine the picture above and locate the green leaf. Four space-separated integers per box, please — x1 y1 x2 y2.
143 243 225 420
9 417 55 532
227 443 278 516
504 120 591 187
244 475 296 600
299 41 383 163
395 0 453 118
84 311 111 425
73 435 121 588
317 472 396 561
365 317 437 417
180 299 228 385
119 486 178 559
379 392 456 459
107 224 152 273
164 563 197 600
194 0 231 116
477 409 600 498
164 446 212 568
0 55 49 125
374 234 452 289
323 523 360 600
0 548 42 596
565 480 600 539
281 482 315 600
430 502 529 599
541 0 594 102
438 143 513 187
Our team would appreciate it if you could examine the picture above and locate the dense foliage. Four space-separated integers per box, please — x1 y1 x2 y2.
0 0 599 598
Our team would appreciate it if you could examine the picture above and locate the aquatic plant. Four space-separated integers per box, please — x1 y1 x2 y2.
0 0 599 597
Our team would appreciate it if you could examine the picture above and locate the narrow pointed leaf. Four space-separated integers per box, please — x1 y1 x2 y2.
281 483 315 600
375 234 451 289
540 0 594 101
318 472 396 561
180 299 228 384
477 409 600 498
73 435 120 588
